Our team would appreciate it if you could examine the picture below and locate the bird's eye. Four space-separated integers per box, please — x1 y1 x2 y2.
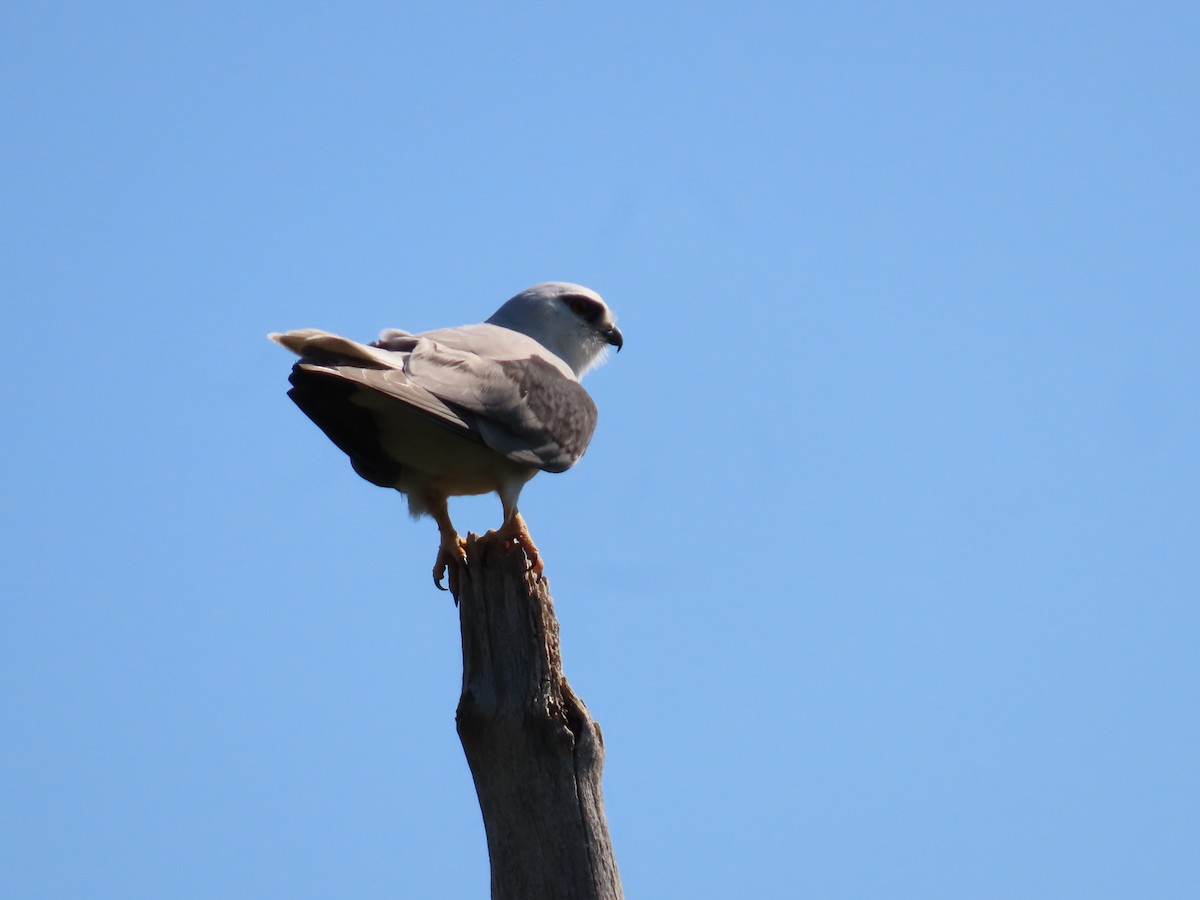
566 295 601 321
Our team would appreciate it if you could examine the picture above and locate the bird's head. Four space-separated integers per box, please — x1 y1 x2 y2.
486 282 623 377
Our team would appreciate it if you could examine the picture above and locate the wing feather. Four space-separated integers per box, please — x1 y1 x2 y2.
272 325 598 473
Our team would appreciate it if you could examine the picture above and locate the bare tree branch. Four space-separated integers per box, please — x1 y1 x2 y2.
454 534 623 900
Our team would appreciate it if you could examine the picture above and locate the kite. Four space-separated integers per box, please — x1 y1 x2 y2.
270 282 622 589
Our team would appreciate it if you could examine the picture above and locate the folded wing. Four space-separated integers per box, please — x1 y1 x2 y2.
269 326 598 474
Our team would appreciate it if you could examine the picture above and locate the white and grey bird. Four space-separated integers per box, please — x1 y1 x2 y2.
269 282 622 590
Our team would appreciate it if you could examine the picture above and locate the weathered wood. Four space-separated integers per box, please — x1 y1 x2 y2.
454 533 623 900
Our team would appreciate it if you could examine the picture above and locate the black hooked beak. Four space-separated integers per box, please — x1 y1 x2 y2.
602 324 624 352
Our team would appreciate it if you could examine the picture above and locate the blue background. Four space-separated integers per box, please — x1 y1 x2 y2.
3 3 1197 897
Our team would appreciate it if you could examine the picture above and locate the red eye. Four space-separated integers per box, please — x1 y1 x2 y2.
568 296 598 319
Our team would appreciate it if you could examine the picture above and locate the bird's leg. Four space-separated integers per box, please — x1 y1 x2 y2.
428 497 467 593
494 509 544 578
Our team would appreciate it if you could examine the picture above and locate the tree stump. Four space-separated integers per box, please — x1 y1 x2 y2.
454 532 623 900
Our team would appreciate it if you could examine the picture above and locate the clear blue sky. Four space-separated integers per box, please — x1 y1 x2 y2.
3 3 1197 897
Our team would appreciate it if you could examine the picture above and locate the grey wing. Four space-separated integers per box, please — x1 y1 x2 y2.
271 329 479 440
293 360 479 440
271 326 598 472
270 330 474 492
403 333 598 473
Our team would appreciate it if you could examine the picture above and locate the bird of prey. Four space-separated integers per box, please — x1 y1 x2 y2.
269 282 622 590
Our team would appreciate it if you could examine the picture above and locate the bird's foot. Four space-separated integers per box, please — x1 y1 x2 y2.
432 534 468 593
494 513 544 578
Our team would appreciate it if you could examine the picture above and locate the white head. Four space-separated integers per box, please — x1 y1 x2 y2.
486 282 623 376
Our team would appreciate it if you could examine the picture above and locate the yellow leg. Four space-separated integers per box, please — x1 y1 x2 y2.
494 510 544 577
428 496 467 592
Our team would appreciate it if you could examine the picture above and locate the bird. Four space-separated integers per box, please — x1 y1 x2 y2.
269 282 622 591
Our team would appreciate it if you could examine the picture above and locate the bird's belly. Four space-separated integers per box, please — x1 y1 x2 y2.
367 401 530 496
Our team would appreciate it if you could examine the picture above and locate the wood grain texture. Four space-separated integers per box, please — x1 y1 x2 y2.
454 534 622 900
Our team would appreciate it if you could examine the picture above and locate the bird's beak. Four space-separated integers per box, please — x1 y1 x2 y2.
602 324 624 352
